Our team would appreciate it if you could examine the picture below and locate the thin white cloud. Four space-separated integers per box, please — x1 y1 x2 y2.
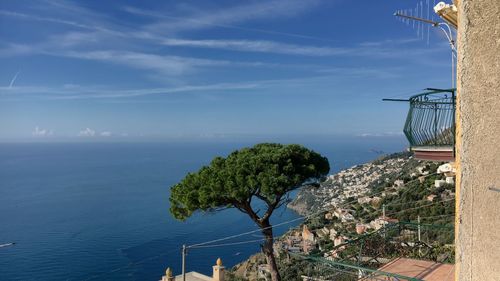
162 39 350 56
123 0 331 42
78 128 96 137
139 0 323 35
316 67 400 79
32 126 53 137
100 131 112 137
58 50 280 75
0 10 97 31
2 0 327 53
160 38 445 59
0 81 260 100
9 71 20 88
0 44 282 76
0 0 448 82
0 0 129 36
358 38 421 47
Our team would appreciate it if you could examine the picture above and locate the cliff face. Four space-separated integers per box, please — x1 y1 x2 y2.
288 152 419 215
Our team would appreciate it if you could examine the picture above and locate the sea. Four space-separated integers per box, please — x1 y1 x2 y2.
0 137 406 281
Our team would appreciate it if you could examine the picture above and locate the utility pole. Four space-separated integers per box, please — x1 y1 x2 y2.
382 204 386 238
417 216 421 242
182 244 187 281
417 216 422 256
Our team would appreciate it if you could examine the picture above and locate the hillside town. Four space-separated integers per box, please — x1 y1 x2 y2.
289 155 413 216
231 153 456 280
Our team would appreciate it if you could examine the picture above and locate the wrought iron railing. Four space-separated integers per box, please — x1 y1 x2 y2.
289 221 454 281
403 88 456 148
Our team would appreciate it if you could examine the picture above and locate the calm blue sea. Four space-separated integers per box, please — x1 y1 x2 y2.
0 137 405 281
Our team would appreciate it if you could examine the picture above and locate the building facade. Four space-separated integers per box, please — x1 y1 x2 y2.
455 0 500 280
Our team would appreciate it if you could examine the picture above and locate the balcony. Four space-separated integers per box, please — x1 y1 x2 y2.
386 88 456 161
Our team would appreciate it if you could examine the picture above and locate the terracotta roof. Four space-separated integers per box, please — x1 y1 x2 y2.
361 257 454 281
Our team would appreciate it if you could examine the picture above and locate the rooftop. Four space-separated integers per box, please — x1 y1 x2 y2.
362 257 454 281
172 272 212 281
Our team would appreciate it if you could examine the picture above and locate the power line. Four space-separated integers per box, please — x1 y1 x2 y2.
82 247 179 281
187 172 440 249
385 198 454 217
190 238 269 249
329 203 455 229
313 262 390 281
186 216 305 249
384 196 454 210
418 213 455 220
291 253 422 281
83 167 445 279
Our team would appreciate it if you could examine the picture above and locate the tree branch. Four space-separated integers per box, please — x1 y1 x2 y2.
255 193 273 206
261 195 282 222
233 199 264 227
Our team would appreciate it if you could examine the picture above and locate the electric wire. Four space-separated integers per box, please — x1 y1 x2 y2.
82 247 180 281
83 169 447 279
384 198 454 217
323 198 455 229
418 213 455 220
189 238 268 249
291 253 395 281
187 172 441 248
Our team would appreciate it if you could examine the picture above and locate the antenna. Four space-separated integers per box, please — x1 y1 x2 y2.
427 0 431 45
393 11 439 26
393 8 456 53
393 2 457 89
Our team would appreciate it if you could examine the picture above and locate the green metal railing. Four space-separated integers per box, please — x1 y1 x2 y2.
403 88 456 148
291 253 423 281
292 221 454 280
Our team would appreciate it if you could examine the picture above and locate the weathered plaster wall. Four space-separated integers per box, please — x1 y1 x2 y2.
456 0 500 280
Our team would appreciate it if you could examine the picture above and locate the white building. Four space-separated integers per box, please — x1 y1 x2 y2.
160 258 225 281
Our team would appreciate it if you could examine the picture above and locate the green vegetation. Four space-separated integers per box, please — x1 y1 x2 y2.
169 143 330 281
229 152 455 280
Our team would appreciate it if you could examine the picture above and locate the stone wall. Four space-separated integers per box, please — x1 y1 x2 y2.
456 0 500 280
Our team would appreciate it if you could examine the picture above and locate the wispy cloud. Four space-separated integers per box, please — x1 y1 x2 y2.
161 38 351 56
135 0 323 35
32 126 53 137
0 65 405 101
0 10 97 31
123 0 330 42
0 0 450 104
9 71 20 88
0 82 260 100
78 128 96 137
160 38 445 60
66 50 286 73
0 8 123 38
316 67 401 79
0 43 283 76
358 38 420 47
0 0 448 83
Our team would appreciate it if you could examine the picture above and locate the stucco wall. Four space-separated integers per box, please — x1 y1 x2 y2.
456 0 500 280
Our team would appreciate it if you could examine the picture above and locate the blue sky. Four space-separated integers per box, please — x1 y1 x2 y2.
0 0 453 141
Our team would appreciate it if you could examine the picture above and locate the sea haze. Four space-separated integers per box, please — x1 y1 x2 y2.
0 137 405 280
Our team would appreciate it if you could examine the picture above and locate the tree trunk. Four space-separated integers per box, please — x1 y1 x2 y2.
261 220 281 281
